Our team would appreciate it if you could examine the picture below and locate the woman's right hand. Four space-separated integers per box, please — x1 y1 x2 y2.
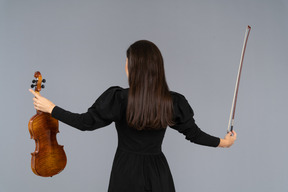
218 130 237 148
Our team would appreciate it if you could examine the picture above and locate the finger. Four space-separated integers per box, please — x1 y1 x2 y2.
227 131 232 136
29 89 41 98
232 130 237 137
34 104 40 111
33 101 41 110
29 89 38 97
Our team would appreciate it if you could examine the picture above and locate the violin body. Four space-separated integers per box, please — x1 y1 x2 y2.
29 71 67 177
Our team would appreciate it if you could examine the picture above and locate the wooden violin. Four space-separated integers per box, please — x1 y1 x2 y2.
28 71 67 177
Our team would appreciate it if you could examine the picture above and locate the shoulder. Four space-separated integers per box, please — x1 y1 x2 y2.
91 86 128 120
103 86 127 93
170 91 188 103
105 86 126 91
87 87 128 122
170 91 194 116
96 86 128 106
100 86 128 99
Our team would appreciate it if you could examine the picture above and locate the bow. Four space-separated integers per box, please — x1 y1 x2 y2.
227 25 251 133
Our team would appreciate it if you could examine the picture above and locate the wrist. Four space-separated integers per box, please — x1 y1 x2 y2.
218 138 228 148
49 104 56 114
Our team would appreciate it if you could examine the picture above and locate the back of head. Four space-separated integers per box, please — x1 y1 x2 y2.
126 40 174 130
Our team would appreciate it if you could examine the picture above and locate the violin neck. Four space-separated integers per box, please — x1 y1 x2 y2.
34 91 43 114
36 110 43 114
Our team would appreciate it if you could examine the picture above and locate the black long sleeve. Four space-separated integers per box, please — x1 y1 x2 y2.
52 106 111 131
170 92 220 147
51 86 124 131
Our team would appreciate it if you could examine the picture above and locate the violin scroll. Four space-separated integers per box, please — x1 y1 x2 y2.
31 71 46 91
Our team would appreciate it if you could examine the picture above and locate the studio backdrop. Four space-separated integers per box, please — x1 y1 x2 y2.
0 0 287 192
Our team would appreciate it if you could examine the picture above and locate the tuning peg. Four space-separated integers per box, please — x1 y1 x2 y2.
42 79 46 83
30 84 45 89
32 79 37 83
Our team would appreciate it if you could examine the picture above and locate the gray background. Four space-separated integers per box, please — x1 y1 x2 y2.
1 0 287 191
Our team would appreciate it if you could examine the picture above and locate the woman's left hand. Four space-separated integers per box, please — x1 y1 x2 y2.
29 89 55 114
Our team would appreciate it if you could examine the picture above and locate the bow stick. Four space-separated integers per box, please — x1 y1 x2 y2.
227 25 251 133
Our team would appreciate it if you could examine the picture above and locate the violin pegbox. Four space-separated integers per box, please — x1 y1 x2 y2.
31 71 46 92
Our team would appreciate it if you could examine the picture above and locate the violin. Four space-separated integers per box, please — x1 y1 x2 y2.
28 71 67 177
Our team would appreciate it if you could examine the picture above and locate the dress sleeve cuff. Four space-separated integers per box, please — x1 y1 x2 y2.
51 106 63 119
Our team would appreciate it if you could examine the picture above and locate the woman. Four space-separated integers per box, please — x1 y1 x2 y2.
29 40 236 192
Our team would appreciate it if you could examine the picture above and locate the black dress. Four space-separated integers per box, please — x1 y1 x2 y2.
52 86 220 192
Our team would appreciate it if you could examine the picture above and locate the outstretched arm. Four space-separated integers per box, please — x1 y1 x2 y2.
29 89 102 131
29 87 123 131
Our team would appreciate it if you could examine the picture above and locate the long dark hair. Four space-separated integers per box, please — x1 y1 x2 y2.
126 40 174 130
